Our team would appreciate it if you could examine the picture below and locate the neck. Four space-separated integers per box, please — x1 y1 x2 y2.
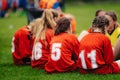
93 28 102 33
65 28 72 34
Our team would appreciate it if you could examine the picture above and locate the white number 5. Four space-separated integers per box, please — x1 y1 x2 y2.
51 43 61 61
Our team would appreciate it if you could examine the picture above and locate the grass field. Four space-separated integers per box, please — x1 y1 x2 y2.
1 2 120 80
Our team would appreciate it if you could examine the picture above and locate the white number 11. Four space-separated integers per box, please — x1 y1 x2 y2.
79 50 98 69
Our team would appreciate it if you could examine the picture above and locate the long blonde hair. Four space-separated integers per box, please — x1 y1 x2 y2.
29 9 58 43
28 18 42 37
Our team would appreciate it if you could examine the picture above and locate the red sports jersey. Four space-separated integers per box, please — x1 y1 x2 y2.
45 33 80 73
31 28 54 69
12 26 32 65
77 32 120 74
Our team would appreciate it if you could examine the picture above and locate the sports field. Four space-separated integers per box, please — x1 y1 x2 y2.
0 2 120 80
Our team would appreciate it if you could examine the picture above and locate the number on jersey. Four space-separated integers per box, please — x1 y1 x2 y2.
51 43 61 61
79 50 98 69
32 42 42 60
11 37 15 53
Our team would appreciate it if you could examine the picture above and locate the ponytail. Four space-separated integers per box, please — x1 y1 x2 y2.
29 9 58 44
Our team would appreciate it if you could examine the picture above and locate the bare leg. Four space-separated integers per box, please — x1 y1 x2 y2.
115 60 120 68
114 38 120 60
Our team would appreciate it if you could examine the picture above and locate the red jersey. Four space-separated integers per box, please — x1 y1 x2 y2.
31 28 54 69
45 33 80 73
77 32 120 74
12 26 32 65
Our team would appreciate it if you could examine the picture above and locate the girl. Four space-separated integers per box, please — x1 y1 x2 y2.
31 9 58 69
105 11 120 47
11 21 34 65
45 17 79 73
77 16 120 74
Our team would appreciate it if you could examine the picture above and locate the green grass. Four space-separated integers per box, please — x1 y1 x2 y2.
1 2 120 80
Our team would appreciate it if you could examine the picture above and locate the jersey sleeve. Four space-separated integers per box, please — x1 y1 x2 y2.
12 31 22 65
12 31 19 54
70 35 80 61
73 37 80 59
103 37 114 64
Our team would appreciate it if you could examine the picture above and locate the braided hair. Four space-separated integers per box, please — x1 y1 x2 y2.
92 16 109 34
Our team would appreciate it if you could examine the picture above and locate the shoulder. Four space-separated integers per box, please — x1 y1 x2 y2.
65 34 78 42
46 28 54 37
89 33 110 42
115 26 120 32
65 33 77 38
15 26 28 33
101 34 111 45
97 33 110 41
46 28 54 34
46 28 54 32
14 26 28 36
90 33 111 46
115 27 120 36
104 35 111 41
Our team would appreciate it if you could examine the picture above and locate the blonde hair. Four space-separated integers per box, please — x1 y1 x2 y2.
28 18 42 37
30 9 58 44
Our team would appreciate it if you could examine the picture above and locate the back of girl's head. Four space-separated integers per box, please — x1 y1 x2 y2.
105 11 117 21
55 17 70 35
95 9 105 17
92 16 109 29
